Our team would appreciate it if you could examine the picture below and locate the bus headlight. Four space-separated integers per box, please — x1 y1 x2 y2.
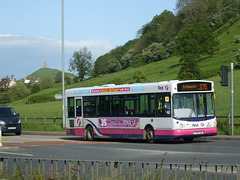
213 119 217 127
207 122 210 127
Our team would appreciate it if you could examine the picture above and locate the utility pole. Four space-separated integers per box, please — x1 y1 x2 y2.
62 0 65 127
231 63 234 136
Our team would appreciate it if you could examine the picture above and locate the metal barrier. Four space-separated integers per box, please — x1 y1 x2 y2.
23 117 62 125
0 157 239 179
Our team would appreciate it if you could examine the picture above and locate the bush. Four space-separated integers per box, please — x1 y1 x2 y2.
27 95 55 104
131 54 146 67
31 84 41 94
234 35 240 43
217 119 230 135
0 90 10 104
217 26 229 36
142 43 169 63
201 68 220 79
40 76 54 89
8 82 30 101
133 70 147 83
107 58 122 73
108 78 125 85
233 48 240 69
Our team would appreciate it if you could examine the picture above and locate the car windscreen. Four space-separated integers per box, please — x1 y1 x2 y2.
0 108 17 117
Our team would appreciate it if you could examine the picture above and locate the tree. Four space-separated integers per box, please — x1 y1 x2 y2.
120 49 134 69
55 72 71 85
0 75 14 89
40 76 54 89
92 54 110 77
177 54 201 79
69 47 92 81
139 10 174 36
8 82 30 101
175 23 219 79
131 54 147 68
175 23 218 57
0 75 15 104
156 13 181 44
176 0 208 26
107 58 122 73
142 43 169 63
55 72 62 83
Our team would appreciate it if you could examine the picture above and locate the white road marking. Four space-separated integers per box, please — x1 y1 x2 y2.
79 146 239 156
0 151 33 157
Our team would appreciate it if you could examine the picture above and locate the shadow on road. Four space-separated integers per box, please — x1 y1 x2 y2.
60 136 211 144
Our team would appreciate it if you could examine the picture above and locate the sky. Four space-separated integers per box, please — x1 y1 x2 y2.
0 0 177 80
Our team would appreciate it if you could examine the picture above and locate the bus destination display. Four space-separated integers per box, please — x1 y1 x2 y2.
177 82 212 92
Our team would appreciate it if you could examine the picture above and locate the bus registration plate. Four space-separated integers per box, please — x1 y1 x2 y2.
193 131 203 135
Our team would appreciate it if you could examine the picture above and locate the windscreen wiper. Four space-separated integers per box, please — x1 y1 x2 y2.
188 109 193 121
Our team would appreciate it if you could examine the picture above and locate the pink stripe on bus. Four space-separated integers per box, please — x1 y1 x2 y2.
99 129 144 135
154 127 217 136
67 128 85 136
67 127 217 137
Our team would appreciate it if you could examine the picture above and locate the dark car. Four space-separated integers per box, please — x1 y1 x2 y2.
0 106 21 135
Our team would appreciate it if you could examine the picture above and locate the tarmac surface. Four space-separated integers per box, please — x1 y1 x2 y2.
21 131 240 141
0 131 240 150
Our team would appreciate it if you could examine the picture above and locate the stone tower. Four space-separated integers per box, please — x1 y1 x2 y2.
44 61 47 68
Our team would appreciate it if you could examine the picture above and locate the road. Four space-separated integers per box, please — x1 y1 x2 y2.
0 134 239 165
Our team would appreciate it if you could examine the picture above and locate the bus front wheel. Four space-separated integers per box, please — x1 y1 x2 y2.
146 126 155 143
85 126 94 141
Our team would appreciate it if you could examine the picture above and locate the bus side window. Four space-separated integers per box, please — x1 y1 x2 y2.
83 97 96 117
124 95 139 116
110 96 124 116
97 96 110 116
140 94 154 117
68 97 75 118
76 99 82 116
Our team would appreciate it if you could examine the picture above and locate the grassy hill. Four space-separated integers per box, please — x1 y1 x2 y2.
8 20 240 120
20 68 76 81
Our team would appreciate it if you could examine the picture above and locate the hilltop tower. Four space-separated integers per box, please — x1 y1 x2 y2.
44 61 47 68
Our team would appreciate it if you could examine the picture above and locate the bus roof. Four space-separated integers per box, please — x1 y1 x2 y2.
65 80 214 97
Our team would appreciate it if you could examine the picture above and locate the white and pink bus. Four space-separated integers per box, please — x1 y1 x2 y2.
65 80 217 142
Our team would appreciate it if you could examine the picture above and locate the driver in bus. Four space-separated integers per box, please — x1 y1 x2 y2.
164 102 170 115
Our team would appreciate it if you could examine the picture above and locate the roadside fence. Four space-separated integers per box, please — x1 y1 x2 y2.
0 157 239 179
217 115 240 127
22 117 62 126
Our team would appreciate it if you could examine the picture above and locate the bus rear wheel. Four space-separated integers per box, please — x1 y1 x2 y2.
146 127 155 143
86 126 94 141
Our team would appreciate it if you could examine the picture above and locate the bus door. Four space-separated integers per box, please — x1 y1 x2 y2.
75 97 83 127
